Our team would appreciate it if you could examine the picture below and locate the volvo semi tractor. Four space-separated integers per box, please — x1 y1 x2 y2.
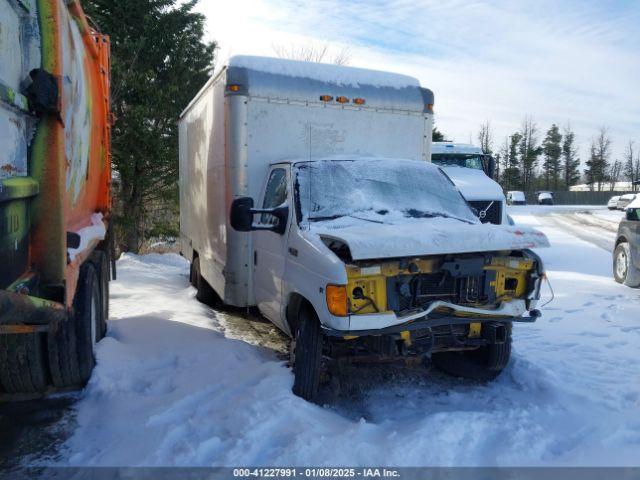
431 142 506 224
0 0 112 397
179 56 549 401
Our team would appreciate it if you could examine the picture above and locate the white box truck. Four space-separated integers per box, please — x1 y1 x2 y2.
179 56 549 400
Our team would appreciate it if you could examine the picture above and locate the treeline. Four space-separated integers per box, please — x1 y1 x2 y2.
472 119 640 192
83 0 216 253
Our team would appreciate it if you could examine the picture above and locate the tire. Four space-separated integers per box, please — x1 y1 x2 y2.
48 262 102 388
0 333 48 394
291 306 324 401
431 324 512 381
613 242 640 287
192 257 221 306
92 250 110 339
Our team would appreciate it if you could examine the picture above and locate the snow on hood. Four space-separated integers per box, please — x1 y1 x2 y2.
312 217 549 261
439 166 505 201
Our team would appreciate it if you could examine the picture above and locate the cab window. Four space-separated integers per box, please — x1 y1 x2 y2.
261 168 287 225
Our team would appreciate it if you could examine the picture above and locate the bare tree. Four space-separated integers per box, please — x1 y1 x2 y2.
608 160 623 191
272 42 351 65
477 120 494 154
585 126 612 192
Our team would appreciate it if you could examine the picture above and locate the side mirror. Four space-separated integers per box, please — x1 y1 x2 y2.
230 197 254 231
482 155 495 179
229 197 289 235
626 208 640 222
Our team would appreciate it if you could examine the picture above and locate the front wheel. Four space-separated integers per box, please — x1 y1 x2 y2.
291 306 324 401
613 242 640 287
431 324 512 381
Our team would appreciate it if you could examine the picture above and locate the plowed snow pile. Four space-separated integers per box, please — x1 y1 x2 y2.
53 212 640 466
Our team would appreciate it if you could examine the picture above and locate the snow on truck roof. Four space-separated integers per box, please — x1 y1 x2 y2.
228 56 420 89
432 142 484 155
181 55 433 117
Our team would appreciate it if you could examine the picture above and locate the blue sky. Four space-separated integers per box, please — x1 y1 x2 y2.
199 0 640 166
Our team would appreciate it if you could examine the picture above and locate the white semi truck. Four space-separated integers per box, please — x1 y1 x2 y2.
179 56 549 401
431 142 507 224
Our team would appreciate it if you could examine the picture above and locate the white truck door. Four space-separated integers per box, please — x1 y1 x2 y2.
253 166 290 325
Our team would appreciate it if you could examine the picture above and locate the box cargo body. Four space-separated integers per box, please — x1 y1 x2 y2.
179 56 434 307
0 0 112 398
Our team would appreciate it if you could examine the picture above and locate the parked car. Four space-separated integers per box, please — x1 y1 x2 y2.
616 193 637 210
537 191 554 205
613 197 640 287
507 191 527 206
179 56 550 401
607 195 621 210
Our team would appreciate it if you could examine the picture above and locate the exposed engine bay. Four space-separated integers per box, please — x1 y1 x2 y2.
343 251 539 317
323 241 542 359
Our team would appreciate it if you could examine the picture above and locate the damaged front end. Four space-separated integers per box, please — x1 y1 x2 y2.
323 242 544 360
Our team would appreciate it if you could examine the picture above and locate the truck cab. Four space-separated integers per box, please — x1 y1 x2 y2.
431 142 506 224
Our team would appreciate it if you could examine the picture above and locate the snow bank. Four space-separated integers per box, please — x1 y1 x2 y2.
229 55 420 90
53 214 640 466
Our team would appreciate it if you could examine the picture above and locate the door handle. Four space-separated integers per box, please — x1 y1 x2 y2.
288 247 298 257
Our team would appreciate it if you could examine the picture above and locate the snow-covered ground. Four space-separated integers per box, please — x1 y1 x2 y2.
46 208 640 467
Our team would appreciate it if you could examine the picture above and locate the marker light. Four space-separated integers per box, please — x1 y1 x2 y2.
353 98 366 105
336 96 349 104
227 84 241 92
426 103 434 112
319 95 333 102
326 285 348 317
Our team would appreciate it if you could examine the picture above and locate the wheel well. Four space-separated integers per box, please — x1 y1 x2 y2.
286 293 315 335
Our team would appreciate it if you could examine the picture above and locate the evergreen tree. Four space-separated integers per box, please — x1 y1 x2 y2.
518 117 541 191
541 124 562 190
561 125 580 189
433 126 447 142
83 0 216 252
623 141 636 189
585 127 612 191
500 133 522 191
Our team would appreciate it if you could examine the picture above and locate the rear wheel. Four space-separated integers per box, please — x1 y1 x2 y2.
613 242 640 287
431 324 512 381
291 306 324 401
0 333 48 394
48 262 103 388
192 256 221 306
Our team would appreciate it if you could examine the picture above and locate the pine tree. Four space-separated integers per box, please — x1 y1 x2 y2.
561 125 580 189
585 127 612 191
624 141 636 189
83 0 216 252
433 126 447 142
542 124 562 190
500 133 522 191
518 117 541 192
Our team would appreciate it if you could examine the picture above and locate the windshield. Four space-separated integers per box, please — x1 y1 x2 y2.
432 153 483 170
294 159 479 225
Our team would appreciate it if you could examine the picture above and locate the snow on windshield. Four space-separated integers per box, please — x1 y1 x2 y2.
295 159 479 225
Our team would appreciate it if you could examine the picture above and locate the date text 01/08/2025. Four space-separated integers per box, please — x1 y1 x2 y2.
233 468 401 478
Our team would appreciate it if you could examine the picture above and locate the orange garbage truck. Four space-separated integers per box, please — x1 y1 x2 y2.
0 0 112 397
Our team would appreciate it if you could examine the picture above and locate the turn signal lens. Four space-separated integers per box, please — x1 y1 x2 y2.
426 103 434 112
319 94 333 102
227 84 241 92
336 96 349 104
353 98 366 105
326 285 348 317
